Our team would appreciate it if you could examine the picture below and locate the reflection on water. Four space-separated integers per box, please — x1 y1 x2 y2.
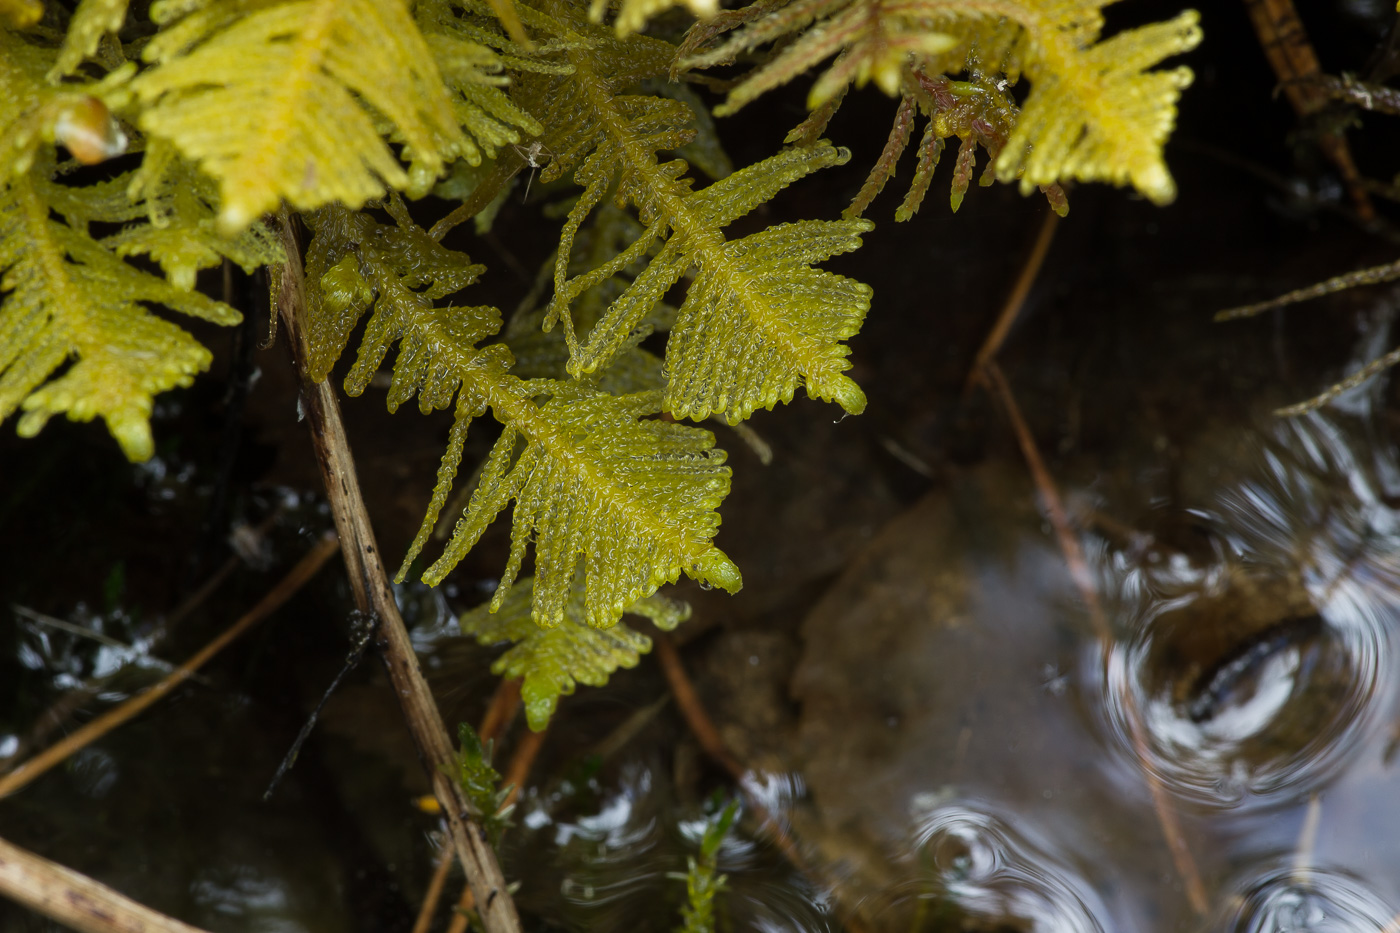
905 801 1108 933
791 411 1400 931
513 764 835 933
1098 415 1399 810
1218 865 1397 933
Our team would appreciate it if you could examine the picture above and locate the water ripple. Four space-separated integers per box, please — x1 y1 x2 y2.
1093 415 1399 810
1218 865 1396 932
904 800 1110 933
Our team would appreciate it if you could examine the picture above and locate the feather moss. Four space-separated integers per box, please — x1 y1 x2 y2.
680 0 1202 204
517 0 874 423
303 201 738 629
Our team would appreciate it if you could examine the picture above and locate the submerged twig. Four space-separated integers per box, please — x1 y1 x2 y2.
0 510 282 775
655 635 744 780
982 362 1210 918
480 678 523 745
273 212 522 933
412 843 457 933
0 834 214 933
0 532 340 800
965 210 1060 393
653 634 870 932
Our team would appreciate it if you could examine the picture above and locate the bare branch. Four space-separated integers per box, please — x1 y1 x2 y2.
0 834 212 933
272 211 522 933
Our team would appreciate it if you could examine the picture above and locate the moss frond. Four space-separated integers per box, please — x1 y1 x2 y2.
840 70 1067 219
104 145 284 290
1 32 131 179
0 172 238 461
590 0 718 39
517 1 873 423
681 0 1202 204
132 0 479 233
304 203 739 628
49 0 131 79
460 573 688 729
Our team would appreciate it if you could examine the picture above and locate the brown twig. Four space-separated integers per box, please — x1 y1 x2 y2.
501 728 545 810
413 677 527 933
654 635 744 779
446 724 549 933
0 511 283 776
982 362 1209 917
653 635 827 905
965 210 1060 393
412 842 457 933
273 212 521 933
0 532 340 800
1240 0 1375 222
479 679 523 746
0 834 214 933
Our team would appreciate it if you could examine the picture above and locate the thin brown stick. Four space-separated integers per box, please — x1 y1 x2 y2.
982 363 1209 917
445 884 475 933
479 679 523 746
446 726 548 933
983 365 1106 643
0 834 214 933
501 728 545 810
0 511 282 775
0 532 340 800
412 842 457 933
274 213 521 933
1241 0 1375 222
654 636 824 902
965 210 1059 393
654 635 744 780
418 678 526 931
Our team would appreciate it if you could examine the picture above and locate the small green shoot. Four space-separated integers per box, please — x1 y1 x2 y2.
669 798 740 933
453 722 514 849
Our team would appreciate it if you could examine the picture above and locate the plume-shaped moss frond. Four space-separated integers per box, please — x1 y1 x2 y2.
411 0 553 191
427 385 739 627
517 3 873 422
506 204 670 396
681 0 1202 204
0 0 42 28
0 173 239 461
132 0 475 234
590 0 718 39
304 203 739 628
304 199 491 389
97 145 284 290
554 137 872 420
49 0 131 79
461 573 689 729
1000 9 1200 202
